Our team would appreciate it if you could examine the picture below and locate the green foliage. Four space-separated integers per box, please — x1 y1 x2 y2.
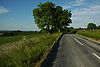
33 2 72 33
0 31 39 36
87 23 97 30
0 33 61 67
97 25 100 29
64 27 77 33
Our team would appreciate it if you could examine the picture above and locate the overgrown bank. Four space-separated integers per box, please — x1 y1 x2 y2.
77 30 100 41
0 33 62 67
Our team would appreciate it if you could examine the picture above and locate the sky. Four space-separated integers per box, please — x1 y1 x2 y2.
0 0 100 31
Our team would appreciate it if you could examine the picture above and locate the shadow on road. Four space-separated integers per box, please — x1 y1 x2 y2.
40 34 63 67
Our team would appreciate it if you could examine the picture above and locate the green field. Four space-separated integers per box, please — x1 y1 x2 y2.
0 34 41 46
0 33 61 67
77 30 100 40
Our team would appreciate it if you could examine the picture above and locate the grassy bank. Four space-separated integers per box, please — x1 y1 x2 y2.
0 33 61 67
77 30 100 40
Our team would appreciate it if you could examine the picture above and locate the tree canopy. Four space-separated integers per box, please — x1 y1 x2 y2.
97 25 100 29
87 23 97 30
33 2 72 33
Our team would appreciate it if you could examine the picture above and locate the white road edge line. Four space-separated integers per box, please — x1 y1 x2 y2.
74 38 83 45
92 53 100 60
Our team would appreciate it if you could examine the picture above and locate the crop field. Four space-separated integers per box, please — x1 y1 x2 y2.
0 33 61 67
77 30 100 40
0 34 41 46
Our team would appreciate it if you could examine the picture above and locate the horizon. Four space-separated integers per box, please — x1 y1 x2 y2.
0 0 100 31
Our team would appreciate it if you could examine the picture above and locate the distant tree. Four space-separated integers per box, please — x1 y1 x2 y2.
67 27 73 32
33 2 72 33
87 23 97 30
97 25 100 29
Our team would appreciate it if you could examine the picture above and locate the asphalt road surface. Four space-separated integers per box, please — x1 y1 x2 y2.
41 34 100 67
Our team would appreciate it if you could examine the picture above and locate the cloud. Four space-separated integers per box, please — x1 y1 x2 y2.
0 6 10 14
62 5 72 9
71 5 100 28
73 0 84 6
63 0 85 9
72 5 100 16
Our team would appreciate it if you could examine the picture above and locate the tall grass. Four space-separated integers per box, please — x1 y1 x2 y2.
0 33 61 67
77 30 100 40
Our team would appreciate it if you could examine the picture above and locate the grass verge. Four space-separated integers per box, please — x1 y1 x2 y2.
0 33 62 67
77 31 100 41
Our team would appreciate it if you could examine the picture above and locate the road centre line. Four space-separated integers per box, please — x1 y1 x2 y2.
74 38 84 45
92 53 100 60
73 37 100 61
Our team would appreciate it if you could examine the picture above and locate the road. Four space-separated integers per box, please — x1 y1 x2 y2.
41 34 100 67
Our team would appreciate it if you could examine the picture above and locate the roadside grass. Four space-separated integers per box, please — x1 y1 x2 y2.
0 33 61 67
77 30 100 40
0 34 41 46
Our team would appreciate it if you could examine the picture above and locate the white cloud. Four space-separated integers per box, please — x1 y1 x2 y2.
0 6 10 14
62 5 71 9
73 0 84 6
72 5 100 16
63 0 85 9
71 5 100 28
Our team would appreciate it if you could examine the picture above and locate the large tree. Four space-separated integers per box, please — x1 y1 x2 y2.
87 23 97 30
33 2 72 32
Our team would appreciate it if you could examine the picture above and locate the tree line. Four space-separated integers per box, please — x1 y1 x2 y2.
87 23 100 30
0 31 39 36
